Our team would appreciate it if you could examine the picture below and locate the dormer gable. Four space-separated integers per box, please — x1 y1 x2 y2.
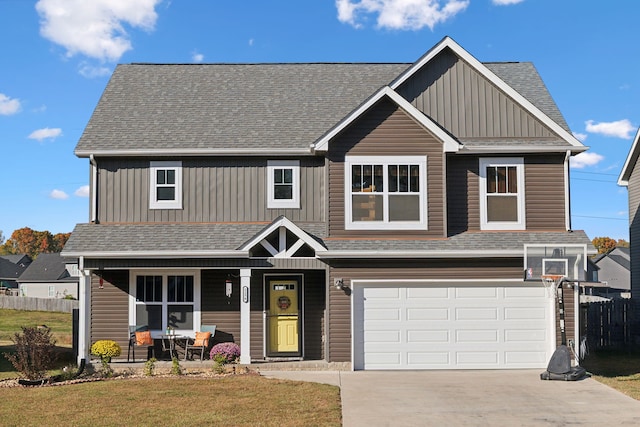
239 216 326 258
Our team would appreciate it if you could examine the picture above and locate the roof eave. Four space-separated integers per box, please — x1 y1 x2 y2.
74 148 314 158
61 250 249 259
618 127 640 186
317 250 522 259
457 145 589 154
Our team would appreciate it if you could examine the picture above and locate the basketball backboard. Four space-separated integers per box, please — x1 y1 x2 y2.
524 244 587 281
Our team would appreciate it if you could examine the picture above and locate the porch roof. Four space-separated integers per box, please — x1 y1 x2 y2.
62 223 593 260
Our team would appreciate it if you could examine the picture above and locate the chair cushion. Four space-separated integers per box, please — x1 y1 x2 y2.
135 330 153 346
193 331 211 347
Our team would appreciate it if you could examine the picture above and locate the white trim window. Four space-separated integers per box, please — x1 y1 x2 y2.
149 161 182 209
129 272 201 336
267 160 300 209
479 157 526 230
345 155 427 230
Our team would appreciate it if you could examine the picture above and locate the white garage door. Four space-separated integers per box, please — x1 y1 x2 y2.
353 283 552 370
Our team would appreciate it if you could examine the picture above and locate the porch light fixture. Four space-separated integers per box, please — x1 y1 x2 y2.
334 278 344 290
225 278 233 298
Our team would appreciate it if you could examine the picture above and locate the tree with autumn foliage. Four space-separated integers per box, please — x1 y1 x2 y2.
0 227 71 259
591 236 629 255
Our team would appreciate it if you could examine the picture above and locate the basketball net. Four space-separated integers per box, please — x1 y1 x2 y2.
541 275 564 298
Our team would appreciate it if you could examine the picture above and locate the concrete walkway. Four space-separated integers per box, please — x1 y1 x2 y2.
260 370 640 426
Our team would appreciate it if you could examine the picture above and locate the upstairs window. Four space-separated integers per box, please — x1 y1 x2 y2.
150 161 182 209
345 156 427 230
267 160 300 209
479 158 525 230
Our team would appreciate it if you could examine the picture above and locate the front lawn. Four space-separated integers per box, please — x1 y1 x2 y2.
0 375 342 426
583 349 640 400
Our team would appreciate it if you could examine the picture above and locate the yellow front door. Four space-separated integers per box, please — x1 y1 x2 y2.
268 280 299 353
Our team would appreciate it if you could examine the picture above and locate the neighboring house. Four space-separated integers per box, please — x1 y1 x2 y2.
585 247 631 300
0 254 33 269
17 253 79 299
62 36 594 370
0 257 27 291
618 127 640 300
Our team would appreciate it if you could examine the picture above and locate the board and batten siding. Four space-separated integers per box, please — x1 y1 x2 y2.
96 157 324 223
628 164 640 297
447 154 566 234
327 258 524 362
201 270 242 352
327 97 446 238
395 48 557 140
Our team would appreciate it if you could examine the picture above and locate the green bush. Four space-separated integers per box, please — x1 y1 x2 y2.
3 326 58 380
90 340 121 362
144 357 157 376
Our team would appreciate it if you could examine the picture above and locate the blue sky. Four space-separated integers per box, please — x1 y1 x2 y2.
0 0 638 241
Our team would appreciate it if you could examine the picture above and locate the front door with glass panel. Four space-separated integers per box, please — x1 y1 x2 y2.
268 279 300 355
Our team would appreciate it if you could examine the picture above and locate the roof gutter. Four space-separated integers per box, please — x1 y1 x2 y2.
317 249 523 259
457 145 589 154
75 148 314 158
61 250 250 259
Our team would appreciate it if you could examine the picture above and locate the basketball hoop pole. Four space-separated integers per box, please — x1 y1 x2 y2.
541 275 568 346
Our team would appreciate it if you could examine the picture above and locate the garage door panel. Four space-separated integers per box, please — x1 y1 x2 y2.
456 307 498 320
456 329 498 343
356 283 552 370
456 287 498 299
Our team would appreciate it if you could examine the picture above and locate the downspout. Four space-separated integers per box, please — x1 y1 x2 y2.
89 155 97 223
564 150 571 231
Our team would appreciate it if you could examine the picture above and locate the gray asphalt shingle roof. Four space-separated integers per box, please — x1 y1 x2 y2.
75 60 571 155
18 253 71 282
63 223 591 257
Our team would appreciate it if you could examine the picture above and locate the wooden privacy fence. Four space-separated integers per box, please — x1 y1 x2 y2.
0 295 78 313
580 299 640 350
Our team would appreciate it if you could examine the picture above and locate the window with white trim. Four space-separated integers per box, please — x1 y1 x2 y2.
130 272 199 334
345 156 427 230
267 160 300 209
479 157 525 230
149 161 182 209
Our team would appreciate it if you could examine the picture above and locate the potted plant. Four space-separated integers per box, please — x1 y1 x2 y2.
90 340 121 363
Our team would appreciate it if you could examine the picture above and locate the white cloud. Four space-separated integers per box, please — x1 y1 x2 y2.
36 0 161 62
492 0 524 5
336 0 470 30
570 152 604 169
572 132 587 142
249 38 254 47
0 93 21 115
79 63 112 78
28 127 62 141
585 119 636 139
192 51 204 63
74 185 90 197
49 189 69 200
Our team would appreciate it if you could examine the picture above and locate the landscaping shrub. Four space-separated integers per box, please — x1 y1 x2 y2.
90 340 121 362
210 342 241 364
3 326 58 380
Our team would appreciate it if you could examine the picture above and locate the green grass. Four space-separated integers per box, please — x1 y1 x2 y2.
583 349 640 400
0 375 342 426
0 309 74 379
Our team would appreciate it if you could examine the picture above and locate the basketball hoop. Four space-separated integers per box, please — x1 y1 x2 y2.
541 275 564 298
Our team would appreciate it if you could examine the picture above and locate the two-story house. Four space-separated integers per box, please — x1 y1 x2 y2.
62 36 594 370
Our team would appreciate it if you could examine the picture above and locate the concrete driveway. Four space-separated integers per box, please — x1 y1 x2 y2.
261 370 640 426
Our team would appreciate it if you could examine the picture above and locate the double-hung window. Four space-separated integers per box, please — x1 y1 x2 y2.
479 157 525 230
345 156 427 230
130 272 200 335
149 161 182 209
267 160 300 209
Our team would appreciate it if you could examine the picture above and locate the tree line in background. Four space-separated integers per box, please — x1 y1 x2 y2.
591 236 629 254
0 227 71 259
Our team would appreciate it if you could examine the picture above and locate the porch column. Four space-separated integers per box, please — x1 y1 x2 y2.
240 268 251 364
78 268 91 365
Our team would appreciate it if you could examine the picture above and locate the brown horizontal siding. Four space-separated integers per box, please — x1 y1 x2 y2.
97 157 324 224
396 48 556 139
328 97 445 238
90 271 130 358
525 155 566 230
327 259 523 362
447 155 480 234
201 270 241 349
